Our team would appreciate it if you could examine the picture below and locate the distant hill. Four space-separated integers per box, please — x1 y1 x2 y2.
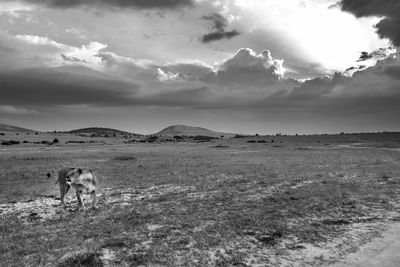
67 127 142 137
0 123 35 132
156 125 234 138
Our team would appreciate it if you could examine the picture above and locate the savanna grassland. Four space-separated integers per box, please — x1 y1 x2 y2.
1 132 400 266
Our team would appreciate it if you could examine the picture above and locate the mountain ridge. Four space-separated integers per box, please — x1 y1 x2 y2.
156 125 234 138
0 123 35 132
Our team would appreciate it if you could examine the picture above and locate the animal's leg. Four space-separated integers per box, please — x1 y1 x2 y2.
76 190 86 210
91 190 97 209
60 183 70 206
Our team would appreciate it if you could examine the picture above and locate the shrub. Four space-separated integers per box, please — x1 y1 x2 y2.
1 140 20 145
146 136 158 143
247 140 257 143
113 155 137 161
193 135 217 142
41 140 52 145
52 138 59 144
0 133 4 136
66 141 86 144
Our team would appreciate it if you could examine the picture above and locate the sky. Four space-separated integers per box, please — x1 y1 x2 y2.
0 0 399 134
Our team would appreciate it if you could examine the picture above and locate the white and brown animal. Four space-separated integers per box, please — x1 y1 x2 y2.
57 167 98 210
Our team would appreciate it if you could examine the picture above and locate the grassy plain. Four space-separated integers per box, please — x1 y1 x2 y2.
1 132 400 266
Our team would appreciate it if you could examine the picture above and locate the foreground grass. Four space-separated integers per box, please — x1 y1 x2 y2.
1 140 400 266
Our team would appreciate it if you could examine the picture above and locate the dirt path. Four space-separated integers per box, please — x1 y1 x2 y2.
330 222 400 267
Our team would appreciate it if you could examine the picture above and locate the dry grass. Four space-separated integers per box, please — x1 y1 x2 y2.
1 134 400 266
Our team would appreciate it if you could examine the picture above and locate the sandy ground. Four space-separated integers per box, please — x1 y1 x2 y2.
330 222 400 267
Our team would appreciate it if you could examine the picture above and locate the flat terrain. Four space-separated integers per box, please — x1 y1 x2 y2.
1 133 400 266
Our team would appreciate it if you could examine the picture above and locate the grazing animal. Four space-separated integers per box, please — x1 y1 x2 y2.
57 167 98 210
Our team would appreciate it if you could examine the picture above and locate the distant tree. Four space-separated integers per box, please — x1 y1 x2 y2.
35 132 38 135
52 138 59 144
16 133 19 135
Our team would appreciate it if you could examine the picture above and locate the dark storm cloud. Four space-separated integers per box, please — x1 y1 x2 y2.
19 0 194 9
0 67 141 107
358 51 373 61
202 31 240 43
340 0 400 46
201 13 240 43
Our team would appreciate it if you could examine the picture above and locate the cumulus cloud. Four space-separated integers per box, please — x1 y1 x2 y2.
1 33 108 69
201 13 240 43
1 33 399 132
340 0 400 46
11 0 194 10
200 48 296 96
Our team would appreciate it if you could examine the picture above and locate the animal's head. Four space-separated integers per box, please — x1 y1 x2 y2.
65 168 83 184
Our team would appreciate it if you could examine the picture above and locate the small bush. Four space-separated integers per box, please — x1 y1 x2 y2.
66 141 86 144
193 135 217 142
52 138 59 144
1 140 20 145
113 155 137 161
247 140 257 143
214 144 230 148
0 133 4 136
41 140 52 145
144 136 158 143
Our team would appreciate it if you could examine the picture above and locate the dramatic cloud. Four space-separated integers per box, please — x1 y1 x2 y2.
201 13 240 43
201 48 297 96
0 66 142 107
11 0 194 10
290 73 350 99
340 0 400 46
